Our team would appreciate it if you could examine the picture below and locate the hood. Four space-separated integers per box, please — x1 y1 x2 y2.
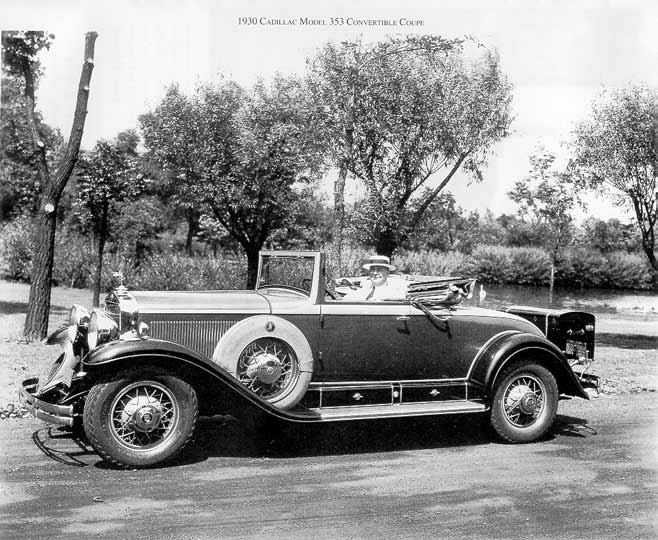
133 290 271 314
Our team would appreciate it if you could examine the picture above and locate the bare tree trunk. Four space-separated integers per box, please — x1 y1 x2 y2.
184 208 200 255
332 163 347 270
245 247 259 290
548 261 555 305
92 205 108 307
24 31 98 340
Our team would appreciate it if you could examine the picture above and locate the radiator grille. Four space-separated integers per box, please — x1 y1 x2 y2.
149 320 237 358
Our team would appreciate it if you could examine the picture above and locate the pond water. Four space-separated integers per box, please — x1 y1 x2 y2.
469 283 658 319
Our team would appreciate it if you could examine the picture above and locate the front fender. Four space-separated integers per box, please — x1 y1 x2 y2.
470 331 588 400
82 338 321 422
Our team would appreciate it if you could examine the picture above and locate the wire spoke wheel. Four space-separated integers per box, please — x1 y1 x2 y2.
490 362 558 443
237 338 300 400
502 375 545 427
108 380 179 450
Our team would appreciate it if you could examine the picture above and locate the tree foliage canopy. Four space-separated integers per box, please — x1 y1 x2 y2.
308 36 513 256
508 148 581 260
140 75 328 285
570 84 657 269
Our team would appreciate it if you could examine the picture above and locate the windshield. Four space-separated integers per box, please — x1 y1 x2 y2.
257 254 316 295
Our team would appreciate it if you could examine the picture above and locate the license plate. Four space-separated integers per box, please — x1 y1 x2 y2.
566 340 587 358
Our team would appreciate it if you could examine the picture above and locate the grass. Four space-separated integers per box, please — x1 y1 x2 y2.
0 280 656 417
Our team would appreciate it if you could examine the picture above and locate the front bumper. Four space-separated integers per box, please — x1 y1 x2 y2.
20 378 75 426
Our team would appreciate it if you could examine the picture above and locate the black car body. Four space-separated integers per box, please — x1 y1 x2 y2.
22 250 598 467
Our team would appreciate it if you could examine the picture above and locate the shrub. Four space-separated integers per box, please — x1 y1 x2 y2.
52 231 96 288
0 216 33 281
107 253 248 291
603 251 654 290
507 248 551 285
395 250 471 277
559 248 609 288
464 245 513 283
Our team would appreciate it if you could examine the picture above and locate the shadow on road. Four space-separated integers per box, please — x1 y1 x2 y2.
31 411 597 469
31 427 97 467
186 413 495 463
551 413 597 438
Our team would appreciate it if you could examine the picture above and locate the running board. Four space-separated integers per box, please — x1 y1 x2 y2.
292 400 487 422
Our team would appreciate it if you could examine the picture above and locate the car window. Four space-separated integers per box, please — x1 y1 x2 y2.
258 255 316 294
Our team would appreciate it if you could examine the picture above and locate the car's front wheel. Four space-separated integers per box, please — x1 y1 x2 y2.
490 361 558 443
83 367 198 468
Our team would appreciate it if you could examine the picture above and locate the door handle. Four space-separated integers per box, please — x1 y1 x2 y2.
396 315 410 321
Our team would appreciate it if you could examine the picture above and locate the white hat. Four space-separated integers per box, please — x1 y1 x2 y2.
362 255 396 271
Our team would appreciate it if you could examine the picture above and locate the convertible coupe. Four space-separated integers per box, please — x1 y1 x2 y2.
21 250 598 468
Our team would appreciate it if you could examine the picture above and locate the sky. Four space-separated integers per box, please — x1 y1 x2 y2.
3 0 657 221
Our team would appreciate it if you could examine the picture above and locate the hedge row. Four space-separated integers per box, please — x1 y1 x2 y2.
0 220 655 291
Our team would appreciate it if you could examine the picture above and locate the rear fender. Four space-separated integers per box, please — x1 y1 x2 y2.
470 332 588 400
83 338 309 421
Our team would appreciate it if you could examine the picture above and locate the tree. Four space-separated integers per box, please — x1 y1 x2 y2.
577 217 641 253
75 131 142 306
2 30 98 339
139 84 238 254
508 148 581 291
399 192 479 252
205 75 327 286
140 75 327 286
310 37 513 257
1 75 63 219
307 36 462 266
570 84 657 270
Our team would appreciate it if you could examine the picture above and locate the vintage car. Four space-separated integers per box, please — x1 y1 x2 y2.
21 250 598 468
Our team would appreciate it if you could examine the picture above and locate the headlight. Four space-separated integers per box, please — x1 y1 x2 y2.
69 304 90 327
88 310 119 350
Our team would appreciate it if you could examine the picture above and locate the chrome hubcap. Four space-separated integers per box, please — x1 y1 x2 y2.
503 375 545 427
238 338 299 400
245 353 283 384
110 382 177 449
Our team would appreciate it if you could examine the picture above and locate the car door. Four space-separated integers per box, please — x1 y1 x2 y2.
317 300 413 381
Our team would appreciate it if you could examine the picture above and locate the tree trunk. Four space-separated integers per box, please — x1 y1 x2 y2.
24 31 98 340
548 260 555 305
23 211 57 339
92 206 108 307
245 247 260 289
184 208 200 255
642 245 657 270
332 163 348 271
374 228 397 258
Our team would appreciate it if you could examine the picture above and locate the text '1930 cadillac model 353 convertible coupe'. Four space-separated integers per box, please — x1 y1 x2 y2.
21 250 599 468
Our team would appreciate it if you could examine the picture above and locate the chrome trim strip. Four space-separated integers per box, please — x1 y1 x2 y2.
465 330 519 380
140 309 266 314
309 378 467 388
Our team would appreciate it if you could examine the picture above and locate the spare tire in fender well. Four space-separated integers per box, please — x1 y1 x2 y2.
212 315 314 410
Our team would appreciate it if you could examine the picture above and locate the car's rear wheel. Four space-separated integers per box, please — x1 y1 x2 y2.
83 367 198 468
490 361 558 443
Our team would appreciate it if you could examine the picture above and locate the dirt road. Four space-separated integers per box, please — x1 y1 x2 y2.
1 392 656 540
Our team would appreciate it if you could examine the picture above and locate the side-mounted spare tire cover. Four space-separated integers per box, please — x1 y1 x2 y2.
212 315 313 410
